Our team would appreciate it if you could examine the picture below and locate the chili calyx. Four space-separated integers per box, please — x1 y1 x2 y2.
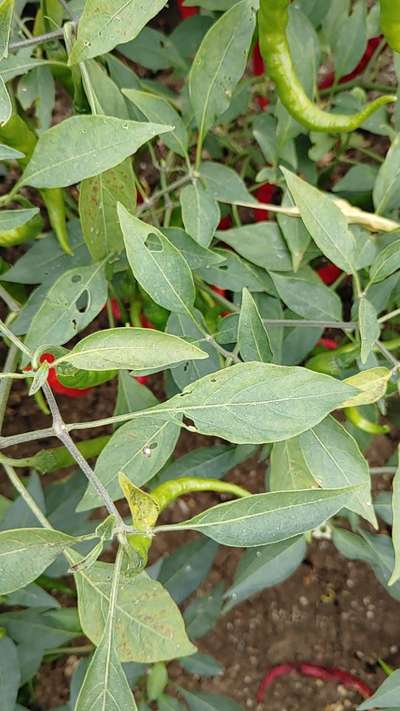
256 662 373 703
26 353 92 398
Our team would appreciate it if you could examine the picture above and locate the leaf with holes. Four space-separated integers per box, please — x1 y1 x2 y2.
119 204 196 313
24 262 108 360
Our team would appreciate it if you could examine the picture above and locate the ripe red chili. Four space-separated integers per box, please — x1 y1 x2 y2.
28 353 92 398
318 36 382 90
252 42 269 109
218 214 233 230
177 0 198 18
317 337 339 350
317 263 342 285
253 183 277 222
256 662 373 703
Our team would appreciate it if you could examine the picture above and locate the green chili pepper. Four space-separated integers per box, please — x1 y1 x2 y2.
258 0 397 132
306 342 359 376
151 477 251 511
56 362 118 389
0 435 110 474
380 0 400 53
0 211 43 246
0 111 72 254
344 406 390 435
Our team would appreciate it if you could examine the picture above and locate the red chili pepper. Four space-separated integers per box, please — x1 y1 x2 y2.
252 42 269 109
26 353 92 398
177 0 198 18
256 662 373 703
253 183 276 222
111 298 122 322
318 36 382 90
317 337 339 350
317 263 342 285
218 214 233 230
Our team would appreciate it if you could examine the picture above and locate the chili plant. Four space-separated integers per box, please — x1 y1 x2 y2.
0 0 400 709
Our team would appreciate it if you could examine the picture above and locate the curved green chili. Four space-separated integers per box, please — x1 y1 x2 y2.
380 0 400 53
151 477 251 512
56 362 117 389
0 112 72 254
306 342 359 377
0 435 110 474
258 0 396 132
344 406 390 435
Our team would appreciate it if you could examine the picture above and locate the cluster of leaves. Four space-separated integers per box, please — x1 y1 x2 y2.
0 0 400 709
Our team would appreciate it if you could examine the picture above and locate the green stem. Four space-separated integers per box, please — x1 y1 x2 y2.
0 345 19 433
2 462 53 529
379 307 400 324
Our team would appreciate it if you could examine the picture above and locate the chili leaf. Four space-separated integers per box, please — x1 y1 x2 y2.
358 668 400 709
80 159 136 261
218 223 292 272
369 239 400 284
119 205 196 313
0 528 78 595
56 327 207 372
69 0 167 64
78 415 181 510
189 0 256 138
156 538 218 604
270 267 343 322
0 0 13 60
166 362 356 443
359 296 380 364
21 116 172 188
180 182 220 247
0 75 11 125
298 415 376 525
0 636 20 711
269 439 316 491
373 134 400 215
238 288 273 362
24 262 108 356
123 89 189 158
0 207 39 231
389 449 400 585
223 536 307 612
72 556 196 662
166 486 362 547
282 167 357 274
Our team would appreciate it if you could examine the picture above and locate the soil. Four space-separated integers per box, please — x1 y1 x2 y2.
2 372 400 711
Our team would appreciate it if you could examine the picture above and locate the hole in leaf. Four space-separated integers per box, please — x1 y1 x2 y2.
183 362 189 372
145 233 163 252
75 290 91 314
71 274 82 283
218 264 228 270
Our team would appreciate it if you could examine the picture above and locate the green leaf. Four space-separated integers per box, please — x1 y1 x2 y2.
179 688 244 711
0 0 13 60
156 537 218 604
75 552 137 711
21 116 171 188
369 239 400 284
83 60 130 119
358 669 400 709
119 205 196 313
162 227 225 269
147 662 168 702
342 367 391 407
270 439 316 491
0 207 39 231
0 528 77 595
334 0 367 78
238 288 273 362
199 161 257 205
223 536 306 612
180 653 223 678
114 371 158 419
389 449 400 585
123 89 189 158
158 696 186 711
0 607 81 649
218 222 292 272
24 262 107 356
359 296 380 364
55 327 207 372
299 415 375 525
0 75 11 125
0 144 24 160
180 182 220 247
183 583 224 639
69 0 167 64
189 0 256 138
80 159 136 261
166 362 356 444
277 192 311 271
0 636 20 711
118 27 184 72
0 53 46 82
196 248 273 293
167 310 220 389
373 135 400 215
155 443 254 485
73 558 196 662
168 486 362 547
281 167 356 274
78 415 181 510
270 267 343 322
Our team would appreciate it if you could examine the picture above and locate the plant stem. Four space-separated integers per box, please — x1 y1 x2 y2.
375 341 400 371
370 466 397 475
379 307 400 324
135 175 192 216
9 27 66 49
0 318 31 357
0 285 21 313
45 644 94 657
0 344 19 433
41 382 125 526
2 462 53 529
